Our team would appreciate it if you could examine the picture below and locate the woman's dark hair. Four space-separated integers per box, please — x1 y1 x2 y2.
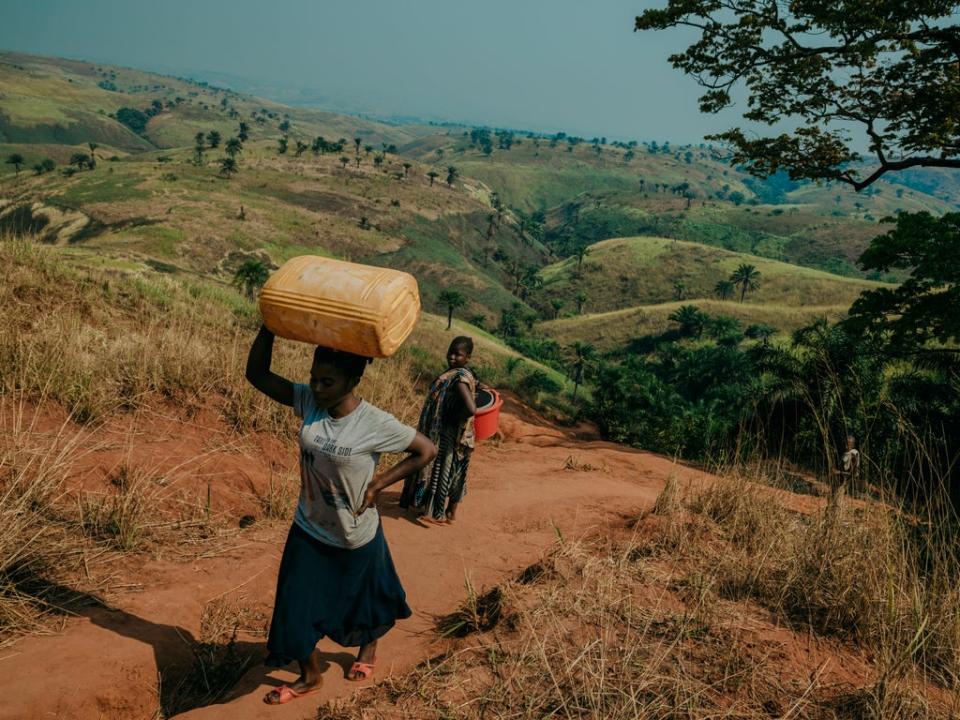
449 335 474 354
313 346 371 380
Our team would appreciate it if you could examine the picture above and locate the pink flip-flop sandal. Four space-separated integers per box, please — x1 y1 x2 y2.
347 660 376 681
262 684 321 705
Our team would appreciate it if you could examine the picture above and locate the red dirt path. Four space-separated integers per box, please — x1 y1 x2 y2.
1 398 834 720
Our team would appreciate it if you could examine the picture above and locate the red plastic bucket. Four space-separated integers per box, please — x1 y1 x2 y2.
474 388 502 441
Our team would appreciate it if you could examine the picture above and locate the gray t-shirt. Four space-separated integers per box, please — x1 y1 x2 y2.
293 383 416 549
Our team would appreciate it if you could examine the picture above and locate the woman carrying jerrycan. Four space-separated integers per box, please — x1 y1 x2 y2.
247 256 436 705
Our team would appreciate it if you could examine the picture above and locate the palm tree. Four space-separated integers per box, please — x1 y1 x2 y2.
312 136 325 155
354 154 361 168
668 304 708 338
573 245 590 276
427 170 439 186
438 289 467 330
354 137 362 154
233 260 270 299
446 165 458 186
206 130 221 148
87 142 99 161
730 263 761 302
567 341 596 400
673 279 686 300
364 144 373 156
373 154 383 170
339 155 350 169
277 136 288 155
575 291 588 314
402 162 412 177
551 299 566 319
224 137 243 158
295 140 308 157
218 157 238 178
237 121 249 142
714 279 735 301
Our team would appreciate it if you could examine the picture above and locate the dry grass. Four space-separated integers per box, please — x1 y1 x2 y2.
316 476 960 720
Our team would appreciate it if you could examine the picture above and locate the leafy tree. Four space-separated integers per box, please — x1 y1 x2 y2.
634 2 960 191
41 158 56 173
277 136 288 155
233 259 270 299
845 212 960 355
70 152 92 170
575 291 588 314
438 290 467 330
668 305 708 338
373 154 383 170
237 121 249 142
446 165 458 187
206 130 221 148
339 155 350 169
278 119 291 133
311 136 325 155
567 341 596 399
116 107 148 134
426 170 439 186
6 153 25 177
224 137 243 158
713 279 734 301
729 263 760 302
402 161 412 177
218 156 238 178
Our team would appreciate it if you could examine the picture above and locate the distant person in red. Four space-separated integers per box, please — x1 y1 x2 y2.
400 336 478 524
245 325 436 705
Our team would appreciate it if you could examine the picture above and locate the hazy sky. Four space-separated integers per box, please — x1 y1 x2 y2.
0 0 751 143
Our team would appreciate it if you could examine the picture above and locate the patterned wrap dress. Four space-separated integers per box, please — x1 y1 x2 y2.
399 366 476 520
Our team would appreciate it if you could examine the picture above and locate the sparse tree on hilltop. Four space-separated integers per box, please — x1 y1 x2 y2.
278 119 290 133
438 289 467 330
713 279 734 301
6 153 25 177
277 136 288 155
237 121 249 142
402 161 412 177
224 137 243 158
354 155 361 168
427 170 439 186
218 156 238 178
233 259 270 299
730 264 761 303
673 279 686 301
575 291 588 314
364 144 373 156
551 299 566 319
373 154 383 170
194 132 206 165
354 137 362 154
87 142 98 161
573 245 590 276
206 130 221 148
339 155 350 169
446 165 458 186
295 140 307 157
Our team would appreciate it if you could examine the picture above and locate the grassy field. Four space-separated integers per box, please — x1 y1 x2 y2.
538 235 888 315
541 299 850 350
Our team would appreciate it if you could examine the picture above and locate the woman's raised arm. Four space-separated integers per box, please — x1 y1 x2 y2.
245 325 295 407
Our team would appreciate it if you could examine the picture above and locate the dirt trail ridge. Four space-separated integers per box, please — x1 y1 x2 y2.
3 399 724 720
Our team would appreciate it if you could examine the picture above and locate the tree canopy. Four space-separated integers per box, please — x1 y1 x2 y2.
635 1 960 190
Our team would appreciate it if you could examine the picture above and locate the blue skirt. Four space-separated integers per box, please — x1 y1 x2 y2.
265 521 412 667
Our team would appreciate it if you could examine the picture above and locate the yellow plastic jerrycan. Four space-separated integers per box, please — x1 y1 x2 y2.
258 256 421 358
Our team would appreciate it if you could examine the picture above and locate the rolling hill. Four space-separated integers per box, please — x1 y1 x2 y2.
537 235 888 315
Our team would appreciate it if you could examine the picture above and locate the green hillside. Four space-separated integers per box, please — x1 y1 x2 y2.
541 299 849 351
538 235 888 315
0 51 431 156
